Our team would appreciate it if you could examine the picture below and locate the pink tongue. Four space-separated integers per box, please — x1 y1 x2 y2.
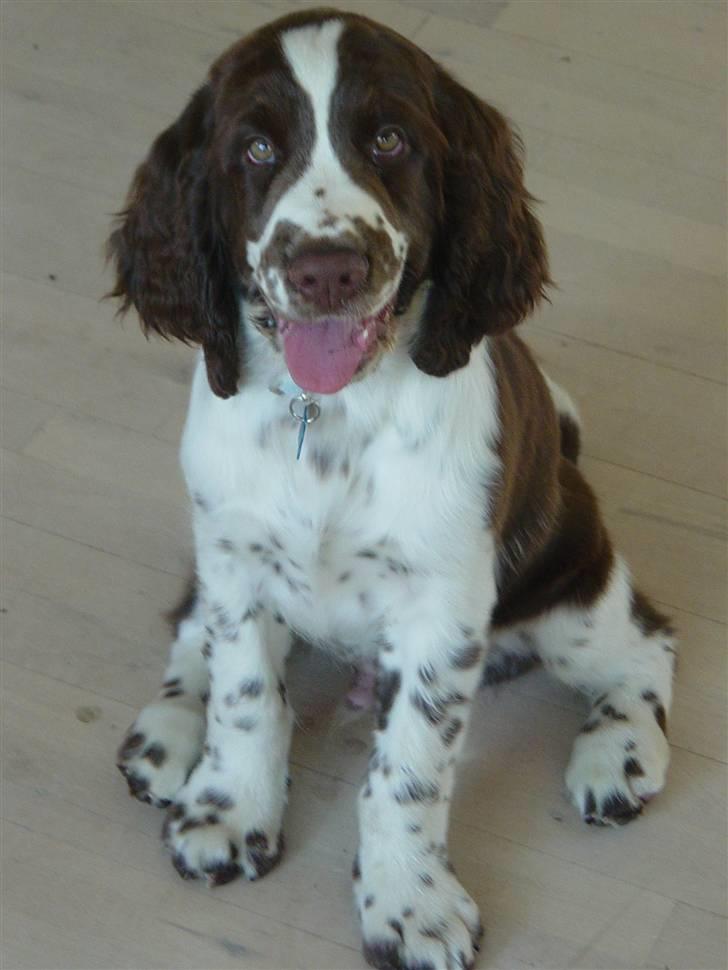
282 318 366 394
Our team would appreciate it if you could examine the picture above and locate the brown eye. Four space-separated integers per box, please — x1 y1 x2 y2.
247 137 275 165
373 127 405 160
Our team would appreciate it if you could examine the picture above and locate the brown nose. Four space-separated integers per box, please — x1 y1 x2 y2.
287 249 368 312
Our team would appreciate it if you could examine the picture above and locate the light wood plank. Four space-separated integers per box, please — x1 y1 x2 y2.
2 819 364 970
645 900 728 970
529 170 724 278
1 0 249 116
168 0 426 39
494 0 727 90
581 455 726 623
1 60 167 198
402 0 508 30
0 387 58 453
416 12 725 179
0 585 173 708
530 228 727 384
2 518 183 649
1 327 193 444
523 126 726 230
22 411 186 508
2 165 118 302
526 329 726 498
2 273 194 441
2 448 190 576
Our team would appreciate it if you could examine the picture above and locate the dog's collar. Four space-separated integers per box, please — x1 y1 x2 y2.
269 377 321 460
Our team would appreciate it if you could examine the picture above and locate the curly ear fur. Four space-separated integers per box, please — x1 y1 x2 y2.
412 72 551 377
106 86 241 399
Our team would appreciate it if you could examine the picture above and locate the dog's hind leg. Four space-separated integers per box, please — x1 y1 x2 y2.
505 557 676 826
490 445 677 827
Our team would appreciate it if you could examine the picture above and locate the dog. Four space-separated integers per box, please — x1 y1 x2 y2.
108 9 677 969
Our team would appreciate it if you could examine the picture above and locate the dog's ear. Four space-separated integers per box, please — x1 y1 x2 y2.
411 71 551 377
107 85 241 398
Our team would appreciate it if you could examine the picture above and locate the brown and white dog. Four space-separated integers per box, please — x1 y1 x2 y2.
109 9 676 969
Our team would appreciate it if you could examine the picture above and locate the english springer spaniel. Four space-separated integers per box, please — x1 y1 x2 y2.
108 9 676 969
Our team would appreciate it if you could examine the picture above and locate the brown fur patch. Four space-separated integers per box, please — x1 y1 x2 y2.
559 413 581 464
631 589 675 637
489 334 614 629
165 575 198 634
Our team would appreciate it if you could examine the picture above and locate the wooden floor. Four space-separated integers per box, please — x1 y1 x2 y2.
1 2 726 968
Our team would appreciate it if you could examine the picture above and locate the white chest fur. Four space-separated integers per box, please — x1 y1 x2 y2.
180 329 501 658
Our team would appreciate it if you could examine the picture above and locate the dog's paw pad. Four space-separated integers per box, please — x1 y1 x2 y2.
117 700 205 807
163 802 284 885
566 713 669 827
582 786 642 826
357 861 481 970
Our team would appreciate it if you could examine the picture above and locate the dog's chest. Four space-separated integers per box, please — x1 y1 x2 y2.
246 441 415 650
182 349 501 655
187 395 453 653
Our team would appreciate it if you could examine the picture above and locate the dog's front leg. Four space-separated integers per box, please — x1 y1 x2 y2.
162 543 293 886
357 591 491 970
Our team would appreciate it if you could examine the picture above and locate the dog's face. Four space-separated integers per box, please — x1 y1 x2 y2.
213 17 441 393
108 8 549 398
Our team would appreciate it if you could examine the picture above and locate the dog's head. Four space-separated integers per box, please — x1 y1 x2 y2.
108 8 550 398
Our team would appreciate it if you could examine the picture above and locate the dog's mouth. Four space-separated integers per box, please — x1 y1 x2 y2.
252 301 392 395
278 305 393 394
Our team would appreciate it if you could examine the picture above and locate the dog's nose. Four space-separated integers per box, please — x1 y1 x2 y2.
287 249 368 312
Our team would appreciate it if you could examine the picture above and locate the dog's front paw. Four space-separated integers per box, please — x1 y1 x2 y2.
355 848 483 970
162 765 285 886
117 696 206 808
566 703 670 826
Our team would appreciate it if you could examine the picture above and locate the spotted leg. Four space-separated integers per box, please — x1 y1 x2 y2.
356 596 490 970
162 548 293 885
117 584 208 807
497 558 676 826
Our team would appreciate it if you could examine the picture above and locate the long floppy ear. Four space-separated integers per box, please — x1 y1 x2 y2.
107 85 241 398
411 71 551 377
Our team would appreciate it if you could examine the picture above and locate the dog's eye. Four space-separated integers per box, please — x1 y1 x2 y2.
247 137 276 165
373 127 406 160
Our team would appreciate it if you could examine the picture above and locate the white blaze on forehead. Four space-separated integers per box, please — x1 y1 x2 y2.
282 19 343 136
246 18 407 311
